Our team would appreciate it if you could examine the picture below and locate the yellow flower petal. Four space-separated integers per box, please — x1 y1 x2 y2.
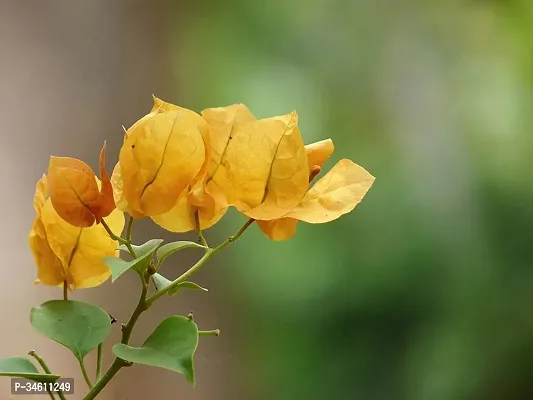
29 217 67 286
285 159 375 223
110 162 143 219
153 102 258 232
201 103 256 178
29 176 66 286
151 95 182 114
210 111 309 220
151 96 213 184
40 199 125 289
33 174 48 214
151 193 193 232
305 138 334 169
160 103 257 231
188 182 227 228
152 181 227 232
119 108 208 216
256 218 299 241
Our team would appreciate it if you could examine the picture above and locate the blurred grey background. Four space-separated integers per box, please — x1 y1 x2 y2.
2 0 533 399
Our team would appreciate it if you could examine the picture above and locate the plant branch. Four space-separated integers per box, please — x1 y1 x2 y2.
28 349 53 374
146 218 254 306
62 281 68 301
84 218 253 399
125 215 134 243
79 359 93 389
28 350 65 400
121 274 149 343
101 218 137 258
83 271 150 399
95 343 103 381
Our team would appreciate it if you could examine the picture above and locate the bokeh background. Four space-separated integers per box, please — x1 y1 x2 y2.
2 0 533 399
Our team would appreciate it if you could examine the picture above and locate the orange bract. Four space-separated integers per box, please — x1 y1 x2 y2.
47 143 116 228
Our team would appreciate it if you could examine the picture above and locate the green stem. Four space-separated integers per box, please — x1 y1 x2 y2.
62 281 68 301
101 218 137 258
28 350 53 374
84 218 253 399
194 210 208 247
102 218 137 258
146 218 254 306
85 358 121 400
83 273 149 400
28 351 66 400
79 359 93 389
122 276 149 343
125 215 134 243
96 343 103 381
100 219 126 243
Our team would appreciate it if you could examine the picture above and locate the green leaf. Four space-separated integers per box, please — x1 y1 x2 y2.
151 273 172 291
0 358 60 382
156 241 207 266
107 239 163 281
112 316 199 385
118 239 164 258
152 273 208 296
30 300 111 362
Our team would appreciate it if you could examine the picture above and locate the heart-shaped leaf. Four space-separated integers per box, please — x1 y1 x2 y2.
156 241 207 266
106 239 163 281
30 300 111 362
0 358 60 382
112 316 199 385
152 273 208 296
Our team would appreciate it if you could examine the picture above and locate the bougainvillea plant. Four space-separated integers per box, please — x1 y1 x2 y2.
0 97 374 399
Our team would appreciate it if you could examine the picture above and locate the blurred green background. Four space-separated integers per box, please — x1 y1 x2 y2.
175 1 533 399
3 0 533 399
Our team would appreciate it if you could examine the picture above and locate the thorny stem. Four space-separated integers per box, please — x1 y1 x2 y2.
146 218 255 306
79 359 93 389
28 350 66 400
84 218 253 399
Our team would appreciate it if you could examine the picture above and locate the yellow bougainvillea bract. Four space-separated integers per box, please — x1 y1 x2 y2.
117 99 208 217
205 110 311 221
29 175 125 289
29 95 374 288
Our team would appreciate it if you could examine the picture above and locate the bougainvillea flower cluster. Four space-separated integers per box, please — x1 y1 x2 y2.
29 96 374 288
